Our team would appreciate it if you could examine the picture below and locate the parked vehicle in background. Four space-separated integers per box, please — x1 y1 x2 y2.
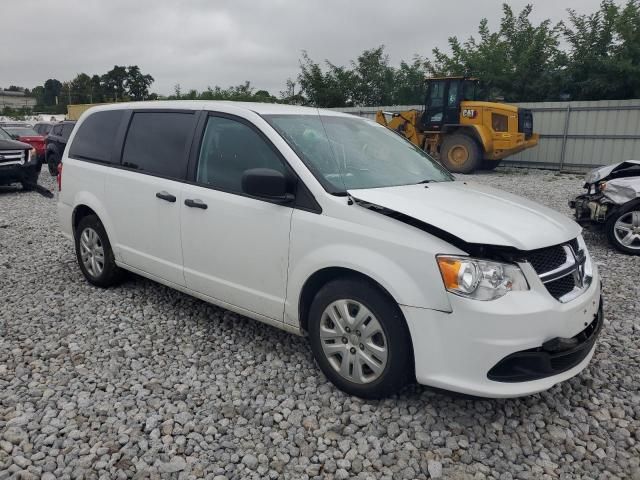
2 126 46 162
46 121 75 176
58 101 602 399
34 121 55 137
570 160 640 255
0 127 40 189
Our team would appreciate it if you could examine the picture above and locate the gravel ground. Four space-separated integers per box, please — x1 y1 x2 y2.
1 169 639 480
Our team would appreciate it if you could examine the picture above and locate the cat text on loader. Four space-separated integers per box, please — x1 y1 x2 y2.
375 77 539 173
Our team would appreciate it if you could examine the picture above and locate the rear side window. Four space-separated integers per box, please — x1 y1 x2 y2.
62 124 74 139
121 112 195 179
52 125 62 136
68 111 124 163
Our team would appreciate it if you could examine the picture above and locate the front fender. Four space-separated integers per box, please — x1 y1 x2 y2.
284 243 453 326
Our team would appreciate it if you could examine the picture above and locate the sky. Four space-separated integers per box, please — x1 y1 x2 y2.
2 0 605 96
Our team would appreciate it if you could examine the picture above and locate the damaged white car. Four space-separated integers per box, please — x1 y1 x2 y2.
570 160 640 255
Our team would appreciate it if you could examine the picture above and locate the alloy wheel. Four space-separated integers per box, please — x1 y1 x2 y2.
614 210 640 250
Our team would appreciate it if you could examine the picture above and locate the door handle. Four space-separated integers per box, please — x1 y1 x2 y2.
184 198 208 209
155 191 176 203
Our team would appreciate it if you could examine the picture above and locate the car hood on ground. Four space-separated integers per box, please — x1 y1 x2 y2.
0 138 31 150
349 181 581 251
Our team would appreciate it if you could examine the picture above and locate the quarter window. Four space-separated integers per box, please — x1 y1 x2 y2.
196 116 286 193
68 111 124 163
121 112 195 178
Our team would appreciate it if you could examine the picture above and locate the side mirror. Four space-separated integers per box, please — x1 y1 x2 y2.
241 168 295 203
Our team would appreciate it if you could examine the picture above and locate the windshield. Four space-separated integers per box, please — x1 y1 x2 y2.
5 127 38 137
264 114 453 191
0 128 12 141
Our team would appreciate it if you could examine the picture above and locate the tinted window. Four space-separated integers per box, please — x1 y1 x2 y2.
52 125 62 136
61 123 74 139
69 111 124 163
196 116 286 193
121 112 195 178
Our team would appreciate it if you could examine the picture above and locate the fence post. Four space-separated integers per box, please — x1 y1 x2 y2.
559 105 572 172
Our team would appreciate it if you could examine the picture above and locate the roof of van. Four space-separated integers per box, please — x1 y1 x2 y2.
83 101 354 118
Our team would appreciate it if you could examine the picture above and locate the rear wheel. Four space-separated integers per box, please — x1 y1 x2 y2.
308 278 413 399
606 202 640 255
440 134 482 174
74 215 125 287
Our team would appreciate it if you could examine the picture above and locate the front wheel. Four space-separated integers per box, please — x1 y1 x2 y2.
308 278 413 399
440 134 481 174
606 202 640 255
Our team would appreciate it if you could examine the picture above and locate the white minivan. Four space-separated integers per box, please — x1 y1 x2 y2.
58 101 603 399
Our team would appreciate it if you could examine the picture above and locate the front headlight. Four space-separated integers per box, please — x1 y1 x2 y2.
437 255 529 301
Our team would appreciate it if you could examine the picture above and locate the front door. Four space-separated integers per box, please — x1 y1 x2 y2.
180 113 293 321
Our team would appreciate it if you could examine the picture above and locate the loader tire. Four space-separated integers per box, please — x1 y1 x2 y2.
441 134 481 174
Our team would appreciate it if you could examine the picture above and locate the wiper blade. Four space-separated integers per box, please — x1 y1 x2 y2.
415 179 434 184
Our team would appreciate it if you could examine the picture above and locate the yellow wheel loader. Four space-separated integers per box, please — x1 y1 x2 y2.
376 77 539 173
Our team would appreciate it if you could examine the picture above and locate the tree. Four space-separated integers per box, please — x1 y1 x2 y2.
126 65 154 100
42 79 62 106
430 4 564 102
101 65 128 102
564 0 640 100
392 56 430 105
70 73 92 104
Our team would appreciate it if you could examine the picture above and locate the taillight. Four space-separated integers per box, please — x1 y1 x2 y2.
57 162 63 191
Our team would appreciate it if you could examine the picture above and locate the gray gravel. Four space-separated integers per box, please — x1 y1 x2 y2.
1 169 639 479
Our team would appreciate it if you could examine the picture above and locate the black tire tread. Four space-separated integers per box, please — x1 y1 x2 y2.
307 277 413 399
74 215 125 287
441 133 482 174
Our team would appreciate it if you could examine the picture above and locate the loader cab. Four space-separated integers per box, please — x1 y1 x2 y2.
421 77 483 131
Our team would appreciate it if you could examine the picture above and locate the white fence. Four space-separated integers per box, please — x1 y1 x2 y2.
334 99 640 171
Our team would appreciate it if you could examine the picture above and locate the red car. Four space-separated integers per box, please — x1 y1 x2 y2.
3 126 46 161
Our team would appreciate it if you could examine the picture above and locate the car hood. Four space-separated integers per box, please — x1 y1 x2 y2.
349 181 581 251
0 138 31 150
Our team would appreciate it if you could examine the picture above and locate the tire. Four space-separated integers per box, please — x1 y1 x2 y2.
74 215 125 287
440 134 481 174
47 152 59 176
21 165 41 191
481 159 502 171
605 201 640 255
308 277 413 399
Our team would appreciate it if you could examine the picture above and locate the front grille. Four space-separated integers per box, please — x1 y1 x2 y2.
521 239 589 302
545 274 576 299
518 108 533 139
525 245 567 274
0 150 26 165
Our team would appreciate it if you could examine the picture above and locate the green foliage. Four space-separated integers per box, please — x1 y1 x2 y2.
166 81 277 103
564 0 640 99
31 66 155 112
295 1 640 106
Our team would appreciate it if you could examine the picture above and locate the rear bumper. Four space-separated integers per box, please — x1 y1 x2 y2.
402 268 602 398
